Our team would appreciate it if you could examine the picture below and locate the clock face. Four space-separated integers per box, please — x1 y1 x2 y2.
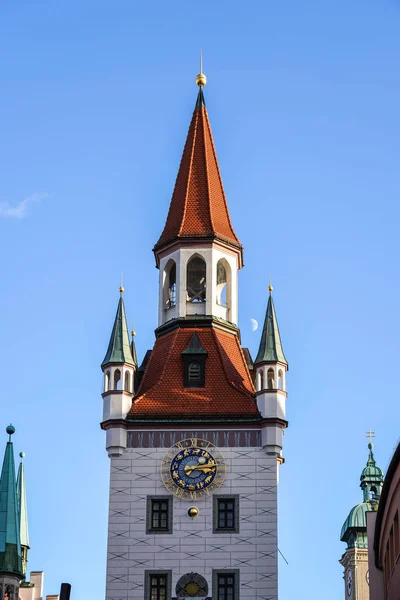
161 438 226 500
347 570 352 596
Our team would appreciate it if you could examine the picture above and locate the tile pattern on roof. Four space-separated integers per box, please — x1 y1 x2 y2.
154 91 242 252
129 327 258 419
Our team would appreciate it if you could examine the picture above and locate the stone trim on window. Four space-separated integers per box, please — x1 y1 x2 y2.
146 495 173 534
144 570 172 600
213 494 240 534
212 569 240 600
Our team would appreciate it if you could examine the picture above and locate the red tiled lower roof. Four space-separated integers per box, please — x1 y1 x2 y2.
129 327 259 420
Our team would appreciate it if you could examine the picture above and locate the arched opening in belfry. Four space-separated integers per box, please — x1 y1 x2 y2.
164 259 177 308
216 259 230 307
187 255 206 302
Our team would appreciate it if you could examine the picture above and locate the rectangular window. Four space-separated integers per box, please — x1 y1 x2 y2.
146 496 172 534
145 571 171 600
213 495 239 533
212 570 239 600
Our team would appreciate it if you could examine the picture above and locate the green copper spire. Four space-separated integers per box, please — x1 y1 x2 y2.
0 425 23 578
102 289 135 367
255 288 288 365
16 452 29 576
340 438 384 549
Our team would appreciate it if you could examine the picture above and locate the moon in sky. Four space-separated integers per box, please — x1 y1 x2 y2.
250 318 259 332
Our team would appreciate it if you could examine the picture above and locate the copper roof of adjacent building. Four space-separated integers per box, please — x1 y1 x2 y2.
153 88 242 257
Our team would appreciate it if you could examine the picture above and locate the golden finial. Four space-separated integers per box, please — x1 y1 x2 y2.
268 272 273 293
131 321 136 338
119 286 124 293
119 272 124 294
196 50 207 87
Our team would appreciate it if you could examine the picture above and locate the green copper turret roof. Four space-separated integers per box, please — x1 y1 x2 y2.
16 455 29 551
341 441 384 549
0 426 23 578
102 292 136 367
360 443 384 502
255 291 287 366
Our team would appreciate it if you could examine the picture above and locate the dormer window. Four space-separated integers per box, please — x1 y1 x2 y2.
182 333 207 387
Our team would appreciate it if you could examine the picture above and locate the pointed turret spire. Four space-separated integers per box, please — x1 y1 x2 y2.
16 452 29 576
0 425 23 578
154 63 242 261
102 288 135 367
255 287 288 366
360 438 384 504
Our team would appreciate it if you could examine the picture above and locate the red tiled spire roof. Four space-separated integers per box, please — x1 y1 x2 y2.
154 88 242 255
128 327 259 420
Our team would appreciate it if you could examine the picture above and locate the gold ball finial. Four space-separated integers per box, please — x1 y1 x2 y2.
196 72 207 87
119 286 124 293
131 329 136 338
268 285 273 292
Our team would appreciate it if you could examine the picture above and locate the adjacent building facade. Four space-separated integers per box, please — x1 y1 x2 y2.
367 442 400 600
102 70 289 600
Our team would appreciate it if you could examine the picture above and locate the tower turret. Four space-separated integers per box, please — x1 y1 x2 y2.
101 288 137 457
340 437 384 600
0 425 23 600
254 286 288 457
16 452 29 578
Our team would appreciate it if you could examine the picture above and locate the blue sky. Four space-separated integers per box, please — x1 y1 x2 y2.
1 0 399 598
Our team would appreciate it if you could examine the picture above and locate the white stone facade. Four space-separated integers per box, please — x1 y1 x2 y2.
106 444 279 600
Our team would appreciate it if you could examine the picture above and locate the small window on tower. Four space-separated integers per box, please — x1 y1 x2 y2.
213 495 239 533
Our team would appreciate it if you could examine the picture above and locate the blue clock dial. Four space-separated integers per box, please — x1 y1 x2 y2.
161 438 226 500
170 447 217 491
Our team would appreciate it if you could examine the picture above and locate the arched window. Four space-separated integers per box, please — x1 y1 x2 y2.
278 369 283 390
267 368 274 389
165 260 176 308
114 369 121 390
104 371 110 392
124 371 131 392
370 487 377 501
187 255 206 302
258 370 264 391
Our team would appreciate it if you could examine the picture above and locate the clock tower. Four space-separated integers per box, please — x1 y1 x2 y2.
340 440 384 600
101 67 288 600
